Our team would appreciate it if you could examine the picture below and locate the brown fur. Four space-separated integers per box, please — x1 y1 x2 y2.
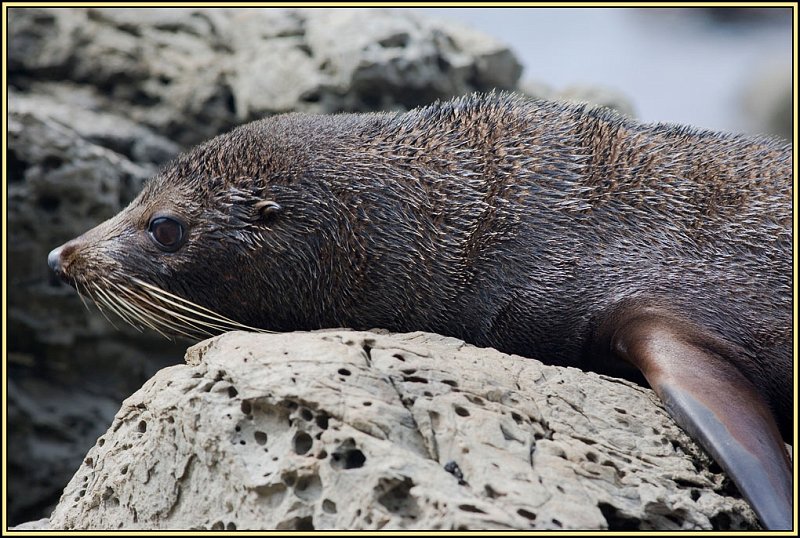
50 92 792 440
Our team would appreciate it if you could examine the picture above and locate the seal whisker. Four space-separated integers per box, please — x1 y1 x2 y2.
74 281 92 314
98 280 182 339
117 284 218 338
97 278 144 330
115 292 198 341
133 278 269 333
90 285 121 331
103 290 145 333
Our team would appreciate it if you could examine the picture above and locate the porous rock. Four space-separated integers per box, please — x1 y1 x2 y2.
48 331 757 531
7 7 522 524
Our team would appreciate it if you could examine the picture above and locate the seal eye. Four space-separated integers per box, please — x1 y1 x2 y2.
148 216 185 252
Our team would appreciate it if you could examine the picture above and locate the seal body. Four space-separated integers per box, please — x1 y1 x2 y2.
48 93 792 529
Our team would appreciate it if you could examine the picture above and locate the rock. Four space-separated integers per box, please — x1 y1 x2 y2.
7 7 524 526
6 7 641 528
9 7 522 146
48 331 757 530
9 518 51 531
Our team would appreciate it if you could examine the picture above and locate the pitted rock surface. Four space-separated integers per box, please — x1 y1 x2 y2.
48 331 757 530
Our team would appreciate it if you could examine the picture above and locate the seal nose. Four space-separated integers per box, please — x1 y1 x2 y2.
48 245 64 274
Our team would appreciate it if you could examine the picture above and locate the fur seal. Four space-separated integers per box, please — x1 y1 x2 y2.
48 93 792 530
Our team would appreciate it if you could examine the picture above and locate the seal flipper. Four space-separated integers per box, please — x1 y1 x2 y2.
607 312 792 530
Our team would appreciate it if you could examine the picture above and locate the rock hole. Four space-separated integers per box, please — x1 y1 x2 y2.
338 368 351 376
42 155 64 171
614 407 627 414
120 465 128 475
137 420 147 433
295 516 314 530
392 353 405 361
254 431 267 445
401 368 417 375
467 395 485 406
226 522 236 530
241 401 252 415
317 450 327 459
378 32 410 48
442 379 458 387
377 476 419 517
211 521 224 530
709 512 732 529
322 499 337 513
454 406 470 417
98 438 105 447
344 449 366 469
300 408 313 421
511 412 523 423
598 502 641 530
228 386 238 398
458 504 486 514
551 519 563 528
517 508 537 521
484 484 501 498
293 432 313 455
282 470 297 487
331 440 366 470
300 90 321 103
403 375 429 384
690 489 700 501
363 401 372 406
586 452 598 463
315 414 329 430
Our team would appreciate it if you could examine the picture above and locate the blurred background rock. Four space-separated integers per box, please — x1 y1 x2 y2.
6 6 792 526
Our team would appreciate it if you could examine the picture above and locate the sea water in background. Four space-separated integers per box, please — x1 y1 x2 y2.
419 7 792 138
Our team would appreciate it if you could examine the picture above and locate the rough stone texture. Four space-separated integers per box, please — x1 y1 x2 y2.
48 331 758 531
9 7 522 147
7 7 525 525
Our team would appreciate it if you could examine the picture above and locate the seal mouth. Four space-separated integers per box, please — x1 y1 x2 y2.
78 276 270 340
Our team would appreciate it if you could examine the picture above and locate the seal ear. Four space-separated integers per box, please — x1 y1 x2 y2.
604 308 792 530
254 200 282 221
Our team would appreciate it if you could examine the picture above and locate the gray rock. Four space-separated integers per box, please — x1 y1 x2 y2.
9 518 51 531
7 7 525 526
9 7 522 146
48 331 757 531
